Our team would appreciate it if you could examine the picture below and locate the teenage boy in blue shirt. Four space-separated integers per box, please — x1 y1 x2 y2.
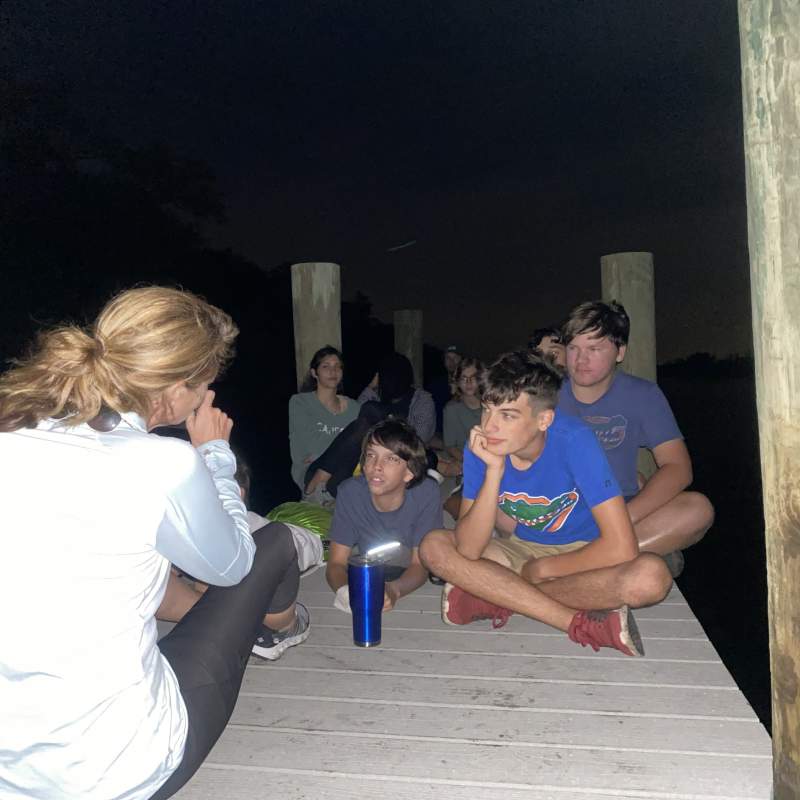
420 351 672 657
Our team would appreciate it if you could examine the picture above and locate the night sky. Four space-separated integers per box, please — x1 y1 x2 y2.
5 1 751 362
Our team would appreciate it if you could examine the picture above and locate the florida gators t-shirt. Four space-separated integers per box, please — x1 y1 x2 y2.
462 410 621 545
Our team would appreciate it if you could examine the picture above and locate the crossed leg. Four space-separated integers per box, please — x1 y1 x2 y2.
420 529 672 632
633 491 714 555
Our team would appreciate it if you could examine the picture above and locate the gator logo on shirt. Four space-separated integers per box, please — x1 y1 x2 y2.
583 414 628 450
497 490 579 533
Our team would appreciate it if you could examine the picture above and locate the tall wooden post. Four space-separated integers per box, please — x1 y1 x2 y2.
394 309 423 387
601 252 657 382
601 252 657 477
739 1 800 795
291 262 341 391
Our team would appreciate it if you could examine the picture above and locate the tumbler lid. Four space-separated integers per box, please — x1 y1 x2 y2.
348 541 400 566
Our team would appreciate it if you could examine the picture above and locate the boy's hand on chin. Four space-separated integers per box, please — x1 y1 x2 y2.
469 426 505 472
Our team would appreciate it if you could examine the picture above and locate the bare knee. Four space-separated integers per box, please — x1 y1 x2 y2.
685 492 715 544
419 529 455 574
623 553 672 608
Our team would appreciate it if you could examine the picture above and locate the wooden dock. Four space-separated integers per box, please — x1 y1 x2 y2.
174 568 772 800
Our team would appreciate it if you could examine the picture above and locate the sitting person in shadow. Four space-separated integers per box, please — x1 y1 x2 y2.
303 352 437 501
326 418 442 611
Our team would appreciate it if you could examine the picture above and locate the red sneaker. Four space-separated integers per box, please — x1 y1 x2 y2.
567 606 644 657
441 584 512 629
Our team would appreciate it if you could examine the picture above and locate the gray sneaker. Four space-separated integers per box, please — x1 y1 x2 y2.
662 550 685 579
252 603 311 661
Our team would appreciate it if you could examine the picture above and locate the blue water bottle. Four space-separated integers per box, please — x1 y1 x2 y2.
348 554 385 647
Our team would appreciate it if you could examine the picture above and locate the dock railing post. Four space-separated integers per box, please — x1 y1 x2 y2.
291 262 342 392
394 309 423 387
738 1 800 795
600 252 657 478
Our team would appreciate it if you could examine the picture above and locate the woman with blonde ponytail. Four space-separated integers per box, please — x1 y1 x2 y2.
0 287 308 800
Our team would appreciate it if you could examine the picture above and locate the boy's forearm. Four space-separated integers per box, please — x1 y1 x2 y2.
326 562 349 592
456 469 503 559
386 562 428 600
530 536 639 581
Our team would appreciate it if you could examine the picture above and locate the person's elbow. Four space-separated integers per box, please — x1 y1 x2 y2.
217 536 256 586
617 537 640 563
454 535 483 561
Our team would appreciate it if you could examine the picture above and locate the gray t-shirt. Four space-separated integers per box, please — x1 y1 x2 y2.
329 475 443 564
288 392 360 489
443 400 482 449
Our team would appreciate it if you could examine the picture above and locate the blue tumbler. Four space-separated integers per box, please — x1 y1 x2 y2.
348 554 385 647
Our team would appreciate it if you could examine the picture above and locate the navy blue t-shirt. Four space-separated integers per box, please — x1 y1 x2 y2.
558 372 682 497
462 410 621 545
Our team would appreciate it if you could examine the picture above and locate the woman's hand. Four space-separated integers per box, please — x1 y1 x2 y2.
186 390 233 447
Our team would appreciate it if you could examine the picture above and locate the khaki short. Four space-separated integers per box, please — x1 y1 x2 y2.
485 535 589 574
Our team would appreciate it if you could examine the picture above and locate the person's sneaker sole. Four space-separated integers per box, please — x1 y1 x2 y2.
252 624 311 661
252 605 311 661
441 583 460 626
617 606 645 657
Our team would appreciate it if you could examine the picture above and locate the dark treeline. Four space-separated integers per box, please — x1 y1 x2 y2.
1 79 448 511
3 79 769 729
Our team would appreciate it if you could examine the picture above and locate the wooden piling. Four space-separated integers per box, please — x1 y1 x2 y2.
291 262 342 391
601 252 657 382
601 252 658 477
739 0 800 795
394 309 423 387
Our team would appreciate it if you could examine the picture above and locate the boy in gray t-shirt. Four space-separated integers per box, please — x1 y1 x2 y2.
326 419 443 610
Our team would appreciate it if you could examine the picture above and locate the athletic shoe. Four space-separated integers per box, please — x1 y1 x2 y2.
567 605 644 657
662 550 685 579
441 583 512 629
252 602 311 661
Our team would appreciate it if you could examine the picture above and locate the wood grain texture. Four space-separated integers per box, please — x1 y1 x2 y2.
738 0 800 795
173 565 771 799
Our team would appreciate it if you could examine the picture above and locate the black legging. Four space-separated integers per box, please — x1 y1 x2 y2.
150 522 299 799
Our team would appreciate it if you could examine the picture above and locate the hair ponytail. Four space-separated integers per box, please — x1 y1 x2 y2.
0 286 238 432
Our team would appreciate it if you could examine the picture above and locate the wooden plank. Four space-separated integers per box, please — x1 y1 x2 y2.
173 764 705 800
252 643 740 687
198 727 773 798
229 695 769 757
303 622 719 661
240 665 760 719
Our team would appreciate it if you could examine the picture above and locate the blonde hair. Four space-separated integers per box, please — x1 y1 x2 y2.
0 286 238 432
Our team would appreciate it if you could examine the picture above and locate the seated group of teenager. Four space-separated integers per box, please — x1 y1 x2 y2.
0 287 714 799
290 299 714 657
